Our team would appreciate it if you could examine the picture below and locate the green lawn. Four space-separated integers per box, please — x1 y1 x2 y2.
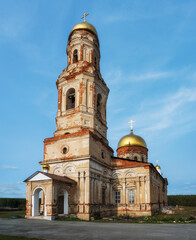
93 206 196 223
0 211 25 219
170 206 196 221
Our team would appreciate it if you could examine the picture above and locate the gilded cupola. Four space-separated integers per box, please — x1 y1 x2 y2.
66 13 100 70
155 160 162 175
71 22 98 37
118 129 147 148
117 122 148 162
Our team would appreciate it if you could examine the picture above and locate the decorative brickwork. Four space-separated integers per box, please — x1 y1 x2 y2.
117 145 148 162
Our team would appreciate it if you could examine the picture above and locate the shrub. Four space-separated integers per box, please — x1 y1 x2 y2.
93 212 101 220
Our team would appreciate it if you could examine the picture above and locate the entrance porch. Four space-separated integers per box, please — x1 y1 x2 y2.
24 171 77 220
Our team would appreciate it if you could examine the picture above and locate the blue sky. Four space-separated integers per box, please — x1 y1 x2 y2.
0 0 196 198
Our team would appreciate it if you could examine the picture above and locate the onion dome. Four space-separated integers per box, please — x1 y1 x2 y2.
42 163 50 173
155 161 162 175
71 22 98 37
155 160 161 169
155 164 161 170
118 129 147 149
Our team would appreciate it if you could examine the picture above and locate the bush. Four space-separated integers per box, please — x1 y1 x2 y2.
93 212 101 220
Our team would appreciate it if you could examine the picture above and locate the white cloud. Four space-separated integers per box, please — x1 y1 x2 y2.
185 182 191 185
129 71 172 82
108 85 196 143
105 69 173 85
137 87 196 133
0 183 20 193
106 65 196 150
0 165 18 170
0 182 25 197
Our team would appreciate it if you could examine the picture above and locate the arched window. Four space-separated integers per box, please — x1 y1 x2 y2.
66 88 75 110
134 156 138 161
73 49 78 63
97 94 102 117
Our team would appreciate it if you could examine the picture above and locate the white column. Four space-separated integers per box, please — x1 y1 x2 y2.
122 180 126 204
32 195 34 216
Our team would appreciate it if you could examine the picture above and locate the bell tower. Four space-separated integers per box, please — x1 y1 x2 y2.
55 20 109 142
42 19 113 170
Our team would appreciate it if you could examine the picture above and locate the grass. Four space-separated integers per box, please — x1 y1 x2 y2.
0 211 25 219
171 206 196 220
55 215 81 221
94 206 196 223
1 207 196 223
55 206 196 223
0 234 44 240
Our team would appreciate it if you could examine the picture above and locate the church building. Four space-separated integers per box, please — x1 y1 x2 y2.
25 17 168 220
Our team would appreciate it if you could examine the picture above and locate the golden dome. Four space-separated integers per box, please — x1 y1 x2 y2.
155 164 161 169
155 161 161 169
42 163 50 170
118 130 147 148
71 22 98 37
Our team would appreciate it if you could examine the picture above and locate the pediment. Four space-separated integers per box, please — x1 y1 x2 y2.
29 172 51 181
24 171 51 182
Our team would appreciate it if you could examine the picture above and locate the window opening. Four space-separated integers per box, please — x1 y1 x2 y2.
115 191 121 204
62 147 67 154
73 49 78 63
102 188 106 205
128 190 135 203
97 94 102 117
66 88 75 110
134 156 138 161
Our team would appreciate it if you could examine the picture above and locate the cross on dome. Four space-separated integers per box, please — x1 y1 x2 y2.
128 120 135 131
81 13 89 22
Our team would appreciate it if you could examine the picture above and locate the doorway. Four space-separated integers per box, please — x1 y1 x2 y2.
32 187 46 217
58 190 68 215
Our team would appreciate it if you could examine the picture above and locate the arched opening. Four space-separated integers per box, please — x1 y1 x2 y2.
94 56 97 68
73 49 78 63
32 188 46 217
58 190 68 215
134 156 138 161
97 94 102 117
66 88 75 110
102 188 106 205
